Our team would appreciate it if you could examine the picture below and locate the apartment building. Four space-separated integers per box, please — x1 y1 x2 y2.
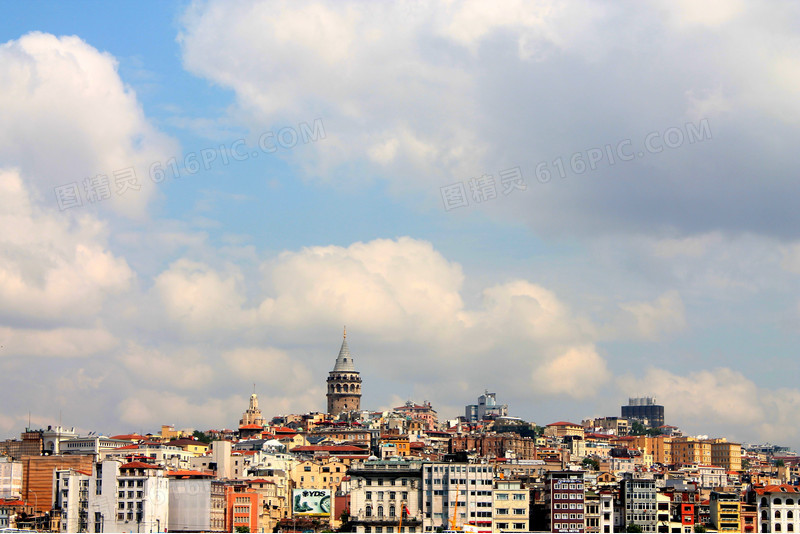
492 479 529 532
753 484 800 534
621 475 657 533
546 471 586 533
710 491 740 532
349 459 424 533
421 462 494 532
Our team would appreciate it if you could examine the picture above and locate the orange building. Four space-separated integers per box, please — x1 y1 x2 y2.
225 482 260 532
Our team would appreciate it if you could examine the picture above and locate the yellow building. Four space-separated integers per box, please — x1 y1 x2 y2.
616 435 673 465
671 437 711 466
544 421 585 439
167 438 210 456
710 491 741 532
289 458 348 529
706 439 742 471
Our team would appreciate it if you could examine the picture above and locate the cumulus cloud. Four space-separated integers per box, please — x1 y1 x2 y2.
616 291 686 340
119 343 215 390
222 347 314 394
0 326 117 358
535 345 611 398
617 367 800 445
0 32 176 217
179 0 800 238
0 169 133 323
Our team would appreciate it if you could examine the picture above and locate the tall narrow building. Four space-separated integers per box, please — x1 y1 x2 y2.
326 328 362 417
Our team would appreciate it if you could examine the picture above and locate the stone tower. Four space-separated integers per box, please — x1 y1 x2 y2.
326 327 362 417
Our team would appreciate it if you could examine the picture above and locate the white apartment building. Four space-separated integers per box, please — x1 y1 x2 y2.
53 467 91 533
422 462 494 532
349 459 424 533
755 484 800 534
88 459 169 532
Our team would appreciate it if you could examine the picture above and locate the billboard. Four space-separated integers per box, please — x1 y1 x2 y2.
292 489 331 516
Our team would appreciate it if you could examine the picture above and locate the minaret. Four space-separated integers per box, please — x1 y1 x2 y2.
326 327 362 417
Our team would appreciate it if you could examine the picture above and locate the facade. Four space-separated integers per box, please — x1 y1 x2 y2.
421 462 494 532
0 457 22 499
545 471 586 533
709 491 740 532
20 455 94 514
671 437 712 467
621 397 665 428
621 475 657 533
53 467 91 533
349 459 423 533
394 402 438 431
42 426 78 455
545 422 586 439
450 434 536 460
465 391 508 423
492 480 528 532
707 439 742 471
753 484 800 534
59 436 133 456
583 417 630 437
167 474 224 532
225 482 259 533
327 329 362 417
88 460 170 533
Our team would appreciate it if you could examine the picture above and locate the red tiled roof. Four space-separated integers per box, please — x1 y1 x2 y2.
239 424 264 430
110 434 143 440
754 484 800 495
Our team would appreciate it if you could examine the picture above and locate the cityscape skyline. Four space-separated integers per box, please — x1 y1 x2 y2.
1 0 800 456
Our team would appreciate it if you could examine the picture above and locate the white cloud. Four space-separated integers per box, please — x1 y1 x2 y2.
0 32 177 217
617 291 686 340
0 169 133 322
0 326 117 358
150 259 256 337
535 345 611 398
119 343 215 390
222 347 314 394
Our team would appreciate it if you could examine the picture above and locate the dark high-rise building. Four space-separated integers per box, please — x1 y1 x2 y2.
326 327 362 417
621 397 664 428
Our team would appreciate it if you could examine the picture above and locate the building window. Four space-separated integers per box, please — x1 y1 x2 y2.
378 506 384 517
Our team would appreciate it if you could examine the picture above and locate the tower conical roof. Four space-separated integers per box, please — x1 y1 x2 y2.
333 327 356 372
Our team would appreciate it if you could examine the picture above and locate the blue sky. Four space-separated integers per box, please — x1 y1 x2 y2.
1 1 799 449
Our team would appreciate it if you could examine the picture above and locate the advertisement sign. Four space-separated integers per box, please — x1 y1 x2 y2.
292 489 331 516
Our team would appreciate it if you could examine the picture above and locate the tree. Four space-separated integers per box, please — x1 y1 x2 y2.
235 527 251 533
582 457 600 471
694 524 707 533
626 523 643 533
192 430 212 444
775 459 786 467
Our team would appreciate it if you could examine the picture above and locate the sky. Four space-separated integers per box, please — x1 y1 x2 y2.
1 0 799 449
